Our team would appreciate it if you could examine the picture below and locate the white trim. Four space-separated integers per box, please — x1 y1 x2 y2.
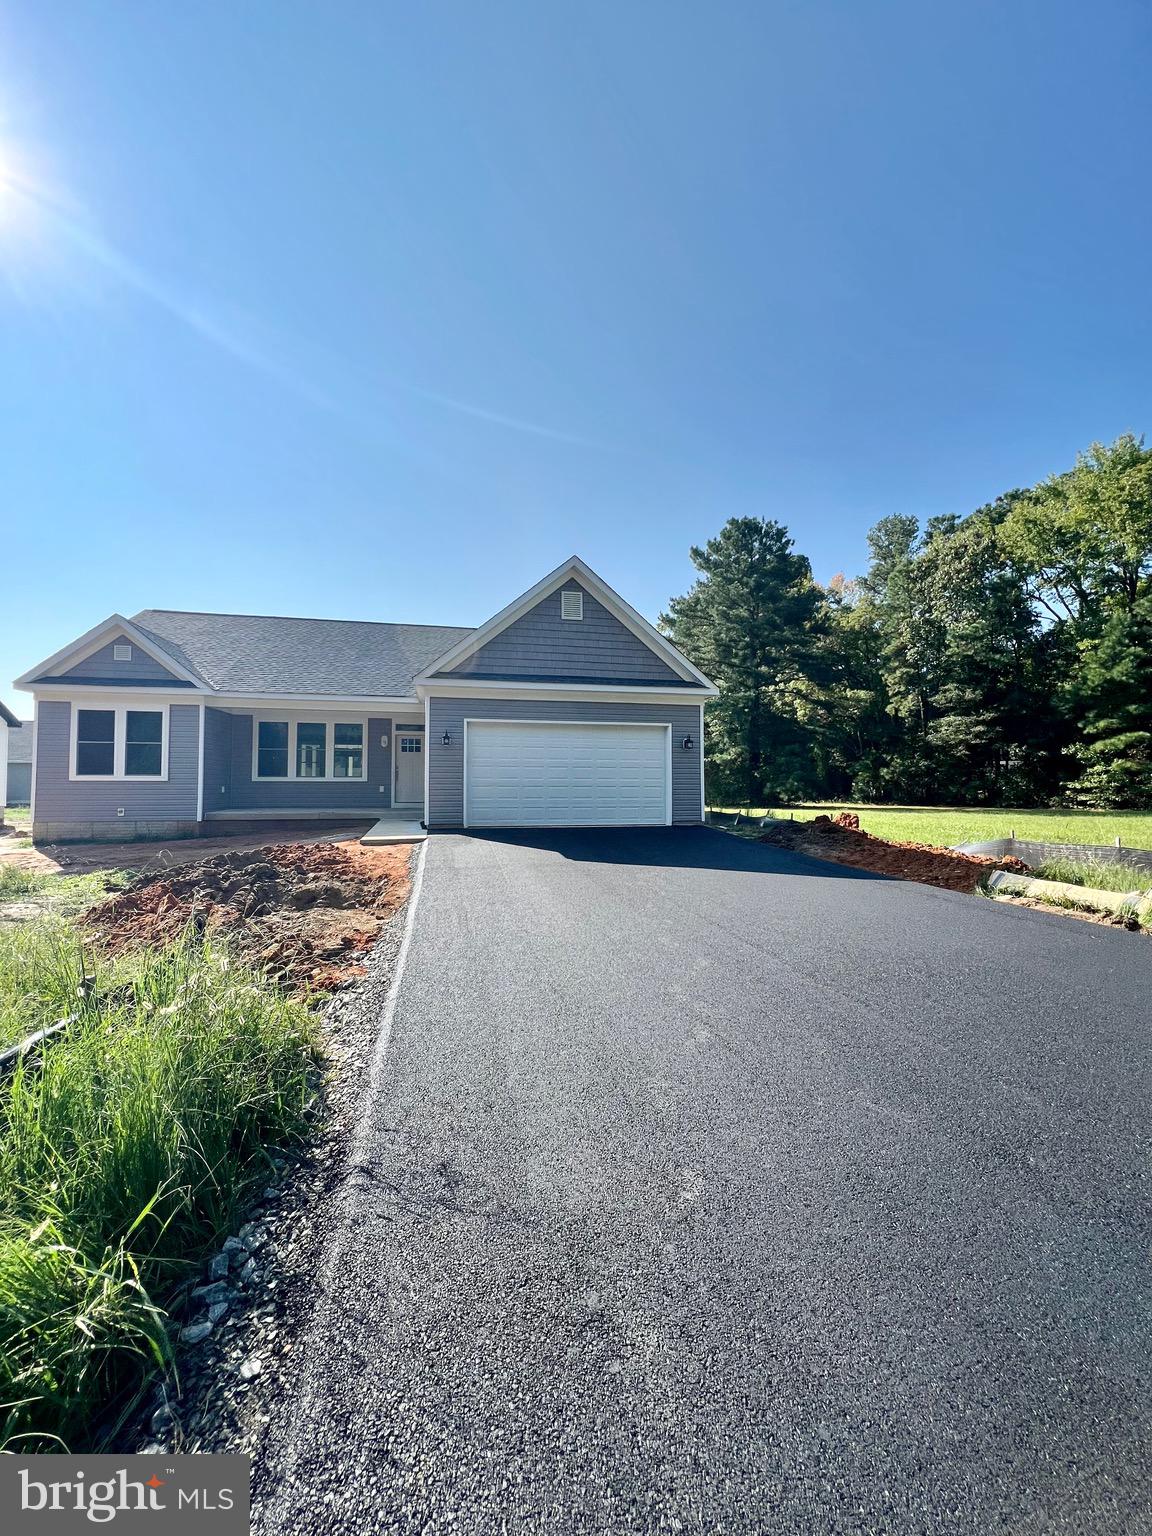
208 692 417 709
699 701 706 821
22 682 208 702
29 701 38 827
560 588 583 621
16 614 203 689
419 556 716 690
196 701 205 822
423 693 430 824
392 728 424 808
417 678 715 703
69 702 170 782
462 718 672 830
249 713 369 783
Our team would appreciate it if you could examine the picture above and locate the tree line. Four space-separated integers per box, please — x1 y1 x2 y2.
661 434 1152 809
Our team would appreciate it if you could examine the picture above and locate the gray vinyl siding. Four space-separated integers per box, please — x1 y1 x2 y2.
6 762 31 805
33 700 200 830
427 697 703 827
448 583 683 684
60 636 183 684
201 707 234 814
223 715 393 812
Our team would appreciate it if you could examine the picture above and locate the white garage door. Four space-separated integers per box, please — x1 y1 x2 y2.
465 721 670 828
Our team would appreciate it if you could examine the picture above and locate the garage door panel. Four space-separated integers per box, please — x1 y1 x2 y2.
465 721 669 827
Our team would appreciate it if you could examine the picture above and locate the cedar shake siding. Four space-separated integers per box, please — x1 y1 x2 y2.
444 582 684 685
33 699 200 842
426 696 702 827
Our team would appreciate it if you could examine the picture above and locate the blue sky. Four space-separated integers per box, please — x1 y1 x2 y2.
3 0 1150 703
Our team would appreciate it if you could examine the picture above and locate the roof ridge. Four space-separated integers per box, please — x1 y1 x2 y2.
134 610 475 630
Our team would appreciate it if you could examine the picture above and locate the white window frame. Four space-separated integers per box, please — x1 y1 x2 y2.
250 715 369 782
69 703 170 782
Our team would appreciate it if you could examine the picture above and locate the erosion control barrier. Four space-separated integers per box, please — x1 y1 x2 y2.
986 869 1152 920
955 837 1152 878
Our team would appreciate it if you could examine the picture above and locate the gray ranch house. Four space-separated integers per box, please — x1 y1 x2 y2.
15 557 716 843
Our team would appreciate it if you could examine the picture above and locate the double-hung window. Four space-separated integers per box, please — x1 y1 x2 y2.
72 706 168 779
253 719 366 781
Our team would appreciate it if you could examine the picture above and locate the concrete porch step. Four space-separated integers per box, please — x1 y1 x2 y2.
361 815 427 846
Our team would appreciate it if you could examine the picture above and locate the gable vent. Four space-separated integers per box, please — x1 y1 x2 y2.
560 589 583 621
113 643 133 661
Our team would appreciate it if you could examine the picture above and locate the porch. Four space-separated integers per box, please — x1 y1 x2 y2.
202 706 426 822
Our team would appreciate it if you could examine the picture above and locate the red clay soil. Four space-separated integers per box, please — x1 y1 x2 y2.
81 841 411 995
759 812 1029 894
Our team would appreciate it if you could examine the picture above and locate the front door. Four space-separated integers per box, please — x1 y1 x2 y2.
394 731 423 806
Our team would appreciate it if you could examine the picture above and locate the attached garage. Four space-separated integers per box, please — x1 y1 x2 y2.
464 720 671 828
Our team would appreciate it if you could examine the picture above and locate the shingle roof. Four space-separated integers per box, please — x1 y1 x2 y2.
130 611 475 697
6 721 33 763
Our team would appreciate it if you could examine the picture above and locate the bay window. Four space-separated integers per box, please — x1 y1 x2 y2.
72 705 168 779
252 718 366 781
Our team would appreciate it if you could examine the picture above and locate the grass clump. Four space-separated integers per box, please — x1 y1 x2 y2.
1032 853 1152 895
0 931 319 1450
0 865 128 915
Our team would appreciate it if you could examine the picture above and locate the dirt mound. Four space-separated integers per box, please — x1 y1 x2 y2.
82 841 412 994
759 816 1029 893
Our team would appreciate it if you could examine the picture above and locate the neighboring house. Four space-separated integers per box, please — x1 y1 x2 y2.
0 700 19 810
5 716 33 806
13 557 716 842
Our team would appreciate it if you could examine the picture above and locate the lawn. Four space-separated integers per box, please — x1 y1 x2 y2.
0 868 320 1451
708 803 1152 850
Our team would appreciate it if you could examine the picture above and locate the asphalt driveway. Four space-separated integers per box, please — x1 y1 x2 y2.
259 827 1152 1534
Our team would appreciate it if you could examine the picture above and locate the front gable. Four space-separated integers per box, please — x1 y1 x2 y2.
57 632 186 686
446 580 684 685
423 557 716 692
16 615 204 691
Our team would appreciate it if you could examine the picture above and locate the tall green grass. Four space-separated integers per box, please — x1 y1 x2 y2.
1033 853 1152 895
0 918 94 1050
0 931 318 1450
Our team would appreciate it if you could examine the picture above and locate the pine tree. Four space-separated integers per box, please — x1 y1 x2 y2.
661 518 828 804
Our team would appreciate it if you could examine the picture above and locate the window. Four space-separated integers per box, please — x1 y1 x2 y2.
333 723 364 778
113 643 132 661
73 706 167 779
296 721 327 778
560 589 583 620
400 736 421 753
257 721 289 778
252 718 367 781
125 710 163 776
76 709 116 776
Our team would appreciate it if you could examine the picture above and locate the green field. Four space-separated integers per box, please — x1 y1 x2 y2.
708 803 1152 850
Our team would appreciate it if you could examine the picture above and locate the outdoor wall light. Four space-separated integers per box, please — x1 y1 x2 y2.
683 734 695 751
442 730 452 747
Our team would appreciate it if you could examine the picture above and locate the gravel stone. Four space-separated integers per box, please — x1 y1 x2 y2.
191 1280 231 1306
179 1322 212 1346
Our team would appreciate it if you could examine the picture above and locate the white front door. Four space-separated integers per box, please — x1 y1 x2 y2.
394 731 424 806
